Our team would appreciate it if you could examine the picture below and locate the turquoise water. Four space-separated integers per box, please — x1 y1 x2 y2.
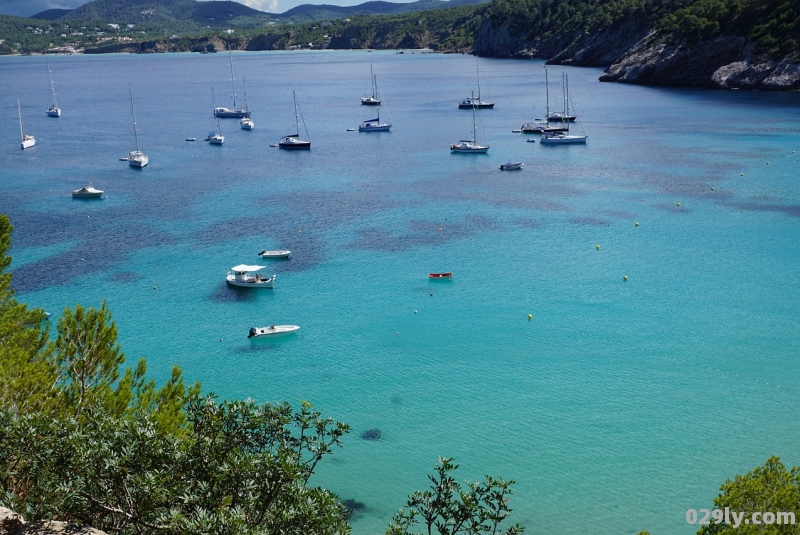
2 51 799 534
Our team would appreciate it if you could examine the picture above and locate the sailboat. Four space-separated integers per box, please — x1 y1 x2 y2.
458 57 494 109
361 64 380 106
547 73 576 123
127 84 148 167
18 98 35 149
45 56 61 117
540 74 586 145
240 77 254 130
214 45 250 118
541 69 569 134
450 92 489 153
358 74 391 132
207 83 225 144
278 91 310 150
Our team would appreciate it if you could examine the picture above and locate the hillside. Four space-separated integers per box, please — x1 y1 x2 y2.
30 9 73 20
279 0 489 23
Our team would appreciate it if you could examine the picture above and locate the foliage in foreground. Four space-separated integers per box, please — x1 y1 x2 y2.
387 457 524 535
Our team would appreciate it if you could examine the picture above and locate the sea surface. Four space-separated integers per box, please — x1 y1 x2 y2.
2 50 799 534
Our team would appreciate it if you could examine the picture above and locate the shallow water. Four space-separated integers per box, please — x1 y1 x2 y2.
2 50 799 534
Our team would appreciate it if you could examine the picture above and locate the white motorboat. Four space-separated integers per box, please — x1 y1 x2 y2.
72 182 104 198
359 73 392 132
458 57 494 109
214 46 250 118
45 56 61 117
520 120 547 133
360 64 381 105
279 91 311 149
258 250 292 259
500 162 524 170
240 117 254 130
451 92 489 154
226 265 275 288
248 324 300 338
18 98 35 149
127 85 148 168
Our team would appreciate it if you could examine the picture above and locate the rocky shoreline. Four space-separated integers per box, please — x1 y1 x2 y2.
0 507 107 535
79 22 800 90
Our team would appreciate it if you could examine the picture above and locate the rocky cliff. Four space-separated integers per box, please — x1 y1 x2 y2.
471 16 800 89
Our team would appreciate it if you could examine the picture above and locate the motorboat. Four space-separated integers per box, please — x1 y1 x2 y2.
248 324 300 338
240 117 254 130
521 121 547 133
429 272 453 279
258 250 291 259
127 85 148 167
18 99 35 149
72 183 104 198
540 132 587 144
500 162 524 170
451 92 489 153
226 265 275 288
186 137 196 141
279 92 311 149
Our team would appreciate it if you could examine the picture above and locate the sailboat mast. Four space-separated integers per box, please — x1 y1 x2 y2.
476 57 481 102
565 74 570 132
242 76 250 113
471 91 477 144
545 68 550 124
17 98 24 141
228 44 237 110
129 84 140 153
370 63 375 98
46 56 58 108
293 91 300 136
375 75 380 121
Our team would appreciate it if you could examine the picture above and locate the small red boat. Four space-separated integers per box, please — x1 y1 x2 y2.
429 272 453 279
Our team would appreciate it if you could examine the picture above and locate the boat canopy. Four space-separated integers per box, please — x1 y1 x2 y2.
231 264 266 272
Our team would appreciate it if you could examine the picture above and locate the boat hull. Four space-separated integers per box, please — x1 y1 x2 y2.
459 102 494 109
215 109 250 118
129 157 148 168
248 325 300 338
208 136 224 145
359 123 391 132
258 250 292 259
226 275 275 288
72 191 103 198
21 139 35 150
46 108 61 117
540 135 587 145
279 142 310 150
429 273 453 279
361 98 380 106
451 145 489 153
500 163 524 170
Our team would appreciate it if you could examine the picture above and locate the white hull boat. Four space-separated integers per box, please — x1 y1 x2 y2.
540 132 587 144
258 250 292 259
248 325 300 338
72 183 104 198
214 46 250 118
18 99 35 149
500 162 524 170
360 64 381 105
127 85 148 167
451 91 488 153
359 121 391 132
226 264 275 288
458 57 494 109
240 117 254 130
46 56 61 117
46 106 61 118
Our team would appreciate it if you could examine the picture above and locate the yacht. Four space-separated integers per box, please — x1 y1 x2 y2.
226 265 275 288
279 92 311 149
458 57 494 109
127 85 148 168
72 183 104 198
18 99 35 149
451 92 489 153
45 56 61 117
361 64 381 105
359 74 391 132
214 46 250 118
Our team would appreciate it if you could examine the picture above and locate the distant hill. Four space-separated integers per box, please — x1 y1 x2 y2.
279 0 489 22
30 9 74 20
45 0 275 25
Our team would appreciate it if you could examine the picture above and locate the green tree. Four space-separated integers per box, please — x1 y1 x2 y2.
0 214 54 415
698 456 800 534
0 396 350 535
387 457 524 535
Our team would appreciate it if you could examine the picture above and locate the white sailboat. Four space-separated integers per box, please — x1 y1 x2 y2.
18 98 35 149
240 77 254 130
215 44 250 118
540 74 586 145
45 56 61 117
451 92 489 153
358 74 391 132
458 57 494 109
279 91 310 150
127 84 148 167
541 69 568 134
207 82 225 144
361 64 380 106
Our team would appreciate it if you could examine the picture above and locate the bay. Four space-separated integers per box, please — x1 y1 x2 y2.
2 50 800 534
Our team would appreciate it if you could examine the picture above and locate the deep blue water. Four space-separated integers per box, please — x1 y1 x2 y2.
2 50 800 534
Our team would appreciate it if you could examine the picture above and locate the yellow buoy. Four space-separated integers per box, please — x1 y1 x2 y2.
740 173 744 176
623 275 628 281
596 244 600 250
153 285 156 290
766 162 770 165
439 227 443 232
635 222 639 226
711 187 714 191
676 202 681 207
414 310 418 314
395 332 399 335
298 230 302 233
527 314 532 320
